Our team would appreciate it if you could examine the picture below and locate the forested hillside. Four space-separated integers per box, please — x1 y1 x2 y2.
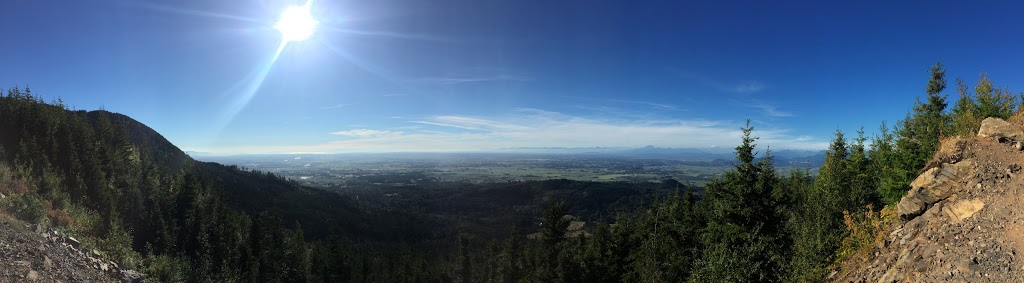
0 88 445 281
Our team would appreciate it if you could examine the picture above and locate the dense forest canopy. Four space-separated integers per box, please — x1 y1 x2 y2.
2 62 1024 282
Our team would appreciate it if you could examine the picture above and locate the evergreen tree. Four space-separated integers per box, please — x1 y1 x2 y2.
847 128 876 209
538 201 570 282
498 227 524 283
899 62 949 164
973 73 1017 119
459 234 473 283
949 78 981 137
691 120 786 282
790 130 850 281
889 62 951 204
869 122 905 204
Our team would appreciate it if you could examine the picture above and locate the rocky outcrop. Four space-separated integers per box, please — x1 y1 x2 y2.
922 137 972 171
836 118 1024 282
978 117 1024 142
943 198 985 223
897 160 975 220
0 214 144 282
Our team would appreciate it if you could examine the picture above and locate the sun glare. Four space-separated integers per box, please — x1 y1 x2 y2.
274 1 317 43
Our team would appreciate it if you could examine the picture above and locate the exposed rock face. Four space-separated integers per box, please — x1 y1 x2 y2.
978 117 1024 142
835 118 1024 280
0 214 144 282
922 137 972 171
835 119 1024 282
897 160 975 220
943 198 984 223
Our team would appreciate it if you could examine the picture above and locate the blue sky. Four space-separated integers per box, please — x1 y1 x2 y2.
4 0 1024 154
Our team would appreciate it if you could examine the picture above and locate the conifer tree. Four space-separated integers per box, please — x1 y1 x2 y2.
538 201 570 282
949 78 981 137
889 62 951 204
691 120 785 282
847 128 876 209
973 73 1017 119
899 62 948 163
869 122 905 204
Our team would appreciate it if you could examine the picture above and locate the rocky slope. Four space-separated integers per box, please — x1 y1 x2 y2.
835 117 1024 282
0 212 142 282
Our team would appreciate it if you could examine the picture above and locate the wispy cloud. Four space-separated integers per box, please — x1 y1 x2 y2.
410 120 484 131
320 103 352 110
329 129 397 137
671 69 766 94
214 110 826 154
607 99 679 110
417 74 531 85
749 100 794 117
732 81 766 94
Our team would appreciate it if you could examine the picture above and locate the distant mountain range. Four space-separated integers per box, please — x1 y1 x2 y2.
192 145 827 168
498 145 826 167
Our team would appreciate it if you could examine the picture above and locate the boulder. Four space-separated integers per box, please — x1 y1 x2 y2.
977 117 1024 142
943 199 985 222
66 236 81 249
927 137 969 168
122 270 144 283
898 160 976 220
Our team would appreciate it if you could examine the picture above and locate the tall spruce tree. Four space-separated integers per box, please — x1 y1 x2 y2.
949 78 980 137
789 130 849 281
973 73 1017 119
869 122 905 204
847 128 876 209
901 62 948 162
892 62 950 202
691 120 785 282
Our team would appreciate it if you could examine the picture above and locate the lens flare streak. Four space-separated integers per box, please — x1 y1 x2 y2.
214 41 288 134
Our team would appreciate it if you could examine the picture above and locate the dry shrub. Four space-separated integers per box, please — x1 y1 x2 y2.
41 199 73 227
1007 109 1024 125
48 208 74 227
834 204 898 265
0 164 29 195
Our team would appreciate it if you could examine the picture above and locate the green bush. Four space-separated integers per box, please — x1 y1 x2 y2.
103 221 141 268
141 254 192 283
5 193 48 224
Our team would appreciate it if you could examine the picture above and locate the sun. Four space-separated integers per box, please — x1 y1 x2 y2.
274 1 318 42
